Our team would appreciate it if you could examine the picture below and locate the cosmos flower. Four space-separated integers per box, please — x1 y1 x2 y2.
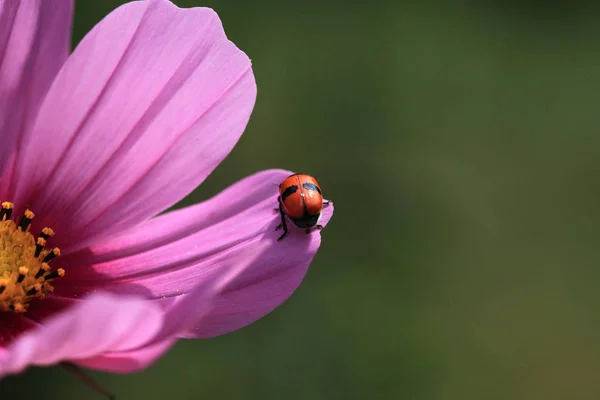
0 0 332 376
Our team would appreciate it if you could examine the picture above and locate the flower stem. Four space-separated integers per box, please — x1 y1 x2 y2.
60 362 116 400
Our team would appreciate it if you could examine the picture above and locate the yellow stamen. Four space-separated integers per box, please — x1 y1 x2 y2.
0 205 64 313
41 227 55 238
0 202 13 221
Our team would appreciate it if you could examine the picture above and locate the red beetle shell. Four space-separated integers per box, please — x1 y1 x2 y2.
279 174 323 228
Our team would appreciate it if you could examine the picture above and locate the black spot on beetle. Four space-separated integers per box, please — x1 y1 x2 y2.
281 185 298 202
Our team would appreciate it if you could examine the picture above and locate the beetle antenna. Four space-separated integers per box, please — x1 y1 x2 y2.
60 362 116 400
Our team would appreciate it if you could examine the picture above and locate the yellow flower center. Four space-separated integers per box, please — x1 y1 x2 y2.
0 201 64 313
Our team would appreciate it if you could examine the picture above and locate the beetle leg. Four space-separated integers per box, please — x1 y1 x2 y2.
274 196 282 212
323 200 332 207
276 196 288 241
305 225 324 235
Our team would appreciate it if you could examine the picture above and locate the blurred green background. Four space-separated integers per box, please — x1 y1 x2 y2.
3 0 600 399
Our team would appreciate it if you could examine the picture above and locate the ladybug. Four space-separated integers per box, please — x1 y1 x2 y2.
275 173 330 241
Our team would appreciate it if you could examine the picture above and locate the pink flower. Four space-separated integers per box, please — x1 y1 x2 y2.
0 0 333 376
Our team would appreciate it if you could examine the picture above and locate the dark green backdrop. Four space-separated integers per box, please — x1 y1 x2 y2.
3 1 600 399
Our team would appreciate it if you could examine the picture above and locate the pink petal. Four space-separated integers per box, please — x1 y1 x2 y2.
56 170 334 338
0 312 38 348
11 0 256 252
19 294 78 324
74 263 229 372
0 0 73 199
0 292 166 377
73 337 176 373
